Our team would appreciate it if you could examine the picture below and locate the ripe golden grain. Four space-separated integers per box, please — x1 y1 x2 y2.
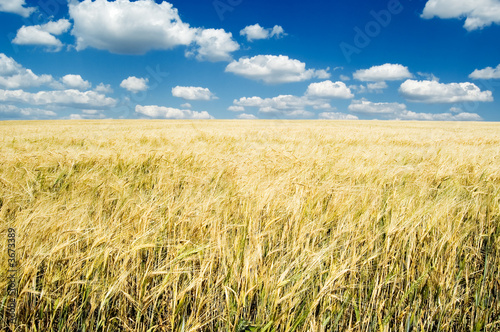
1 120 499 331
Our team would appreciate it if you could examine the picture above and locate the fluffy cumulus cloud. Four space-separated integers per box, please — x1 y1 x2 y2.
0 104 56 119
230 78 358 118
228 105 245 112
0 56 98 94
0 53 53 89
0 54 116 118
397 110 483 121
94 83 113 94
417 72 439 81
135 105 213 119
69 0 194 54
60 74 91 90
237 113 258 119
69 0 238 61
0 89 117 108
421 0 500 30
120 77 149 93
69 109 107 120
225 55 330 84
350 82 388 94
240 24 286 41
0 54 21 76
0 0 35 17
367 82 389 92
348 99 482 121
399 80 494 103
305 80 354 99
318 112 359 120
469 64 500 79
349 99 408 114
187 29 239 62
13 19 71 51
232 94 332 118
172 86 216 101
354 64 413 82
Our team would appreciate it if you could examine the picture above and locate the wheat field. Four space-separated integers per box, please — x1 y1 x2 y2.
0 120 499 331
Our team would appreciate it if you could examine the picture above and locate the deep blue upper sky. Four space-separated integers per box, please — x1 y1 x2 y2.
0 0 499 120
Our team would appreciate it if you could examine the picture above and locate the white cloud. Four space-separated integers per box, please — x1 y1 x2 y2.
0 0 35 17
225 55 330 84
229 77 356 118
278 110 314 118
417 72 439 81
367 82 388 93
354 64 412 82
94 83 113 94
348 99 482 121
315 69 331 80
349 85 363 93
318 112 359 120
41 20 72 35
50 74 98 91
349 99 407 114
13 28 63 50
0 54 22 76
350 82 389 94
187 29 239 62
0 89 117 108
237 113 258 119
69 110 106 120
240 24 268 41
135 105 213 119
70 0 195 54
0 104 56 119
306 80 354 99
120 76 149 93
180 103 192 108
340 75 351 81
69 0 238 61
0 70 53 90
469 64 500 79
396 110 483 121
82 109 100 115
228 105 245 112
0 53 54 89
61 74 91 90
270 26 285 38
449 107 462 113
240 24 286 41
399 79 493 103
172 86 216 101
0 54 116 115
13 19 71 52
421 0 500 30
233 94 331 118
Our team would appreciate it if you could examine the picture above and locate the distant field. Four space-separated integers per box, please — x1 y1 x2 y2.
1 120 499 331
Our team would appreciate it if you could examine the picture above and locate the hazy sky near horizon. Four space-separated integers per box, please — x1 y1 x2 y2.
0 0 499 121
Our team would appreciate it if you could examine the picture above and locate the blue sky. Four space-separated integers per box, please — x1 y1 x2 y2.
0 0 499 120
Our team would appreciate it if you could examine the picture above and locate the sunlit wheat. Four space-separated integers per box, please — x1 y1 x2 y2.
1 120 499 331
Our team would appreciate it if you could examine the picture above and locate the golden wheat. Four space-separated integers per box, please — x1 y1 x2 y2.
1 120 499 331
